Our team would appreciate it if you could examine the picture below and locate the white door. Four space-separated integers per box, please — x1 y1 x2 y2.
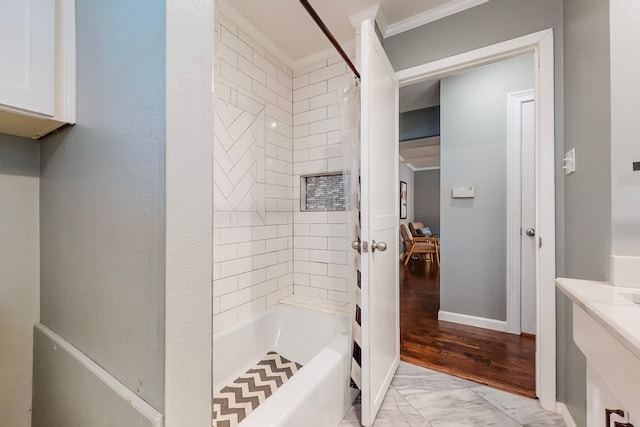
507 90 536 336
359 19 399 427
520 98 536 335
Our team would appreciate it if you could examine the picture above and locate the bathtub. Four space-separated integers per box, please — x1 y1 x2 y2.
213 304 354 427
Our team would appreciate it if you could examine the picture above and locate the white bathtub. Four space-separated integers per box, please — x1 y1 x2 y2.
213 304 354 427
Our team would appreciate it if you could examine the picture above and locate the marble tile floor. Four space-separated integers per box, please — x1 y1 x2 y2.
340 361 566 427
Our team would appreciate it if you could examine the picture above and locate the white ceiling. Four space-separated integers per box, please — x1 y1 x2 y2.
223 0 486 62
399 136 441 170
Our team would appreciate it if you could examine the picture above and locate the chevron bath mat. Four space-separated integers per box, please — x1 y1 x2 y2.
212 351 303 427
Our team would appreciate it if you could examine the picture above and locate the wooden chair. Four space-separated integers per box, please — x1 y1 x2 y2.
408 222 424 237
400 223 440 266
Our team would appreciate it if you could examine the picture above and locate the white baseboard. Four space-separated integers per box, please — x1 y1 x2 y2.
611 255 640 288
438 310 507 333
555 402 577 427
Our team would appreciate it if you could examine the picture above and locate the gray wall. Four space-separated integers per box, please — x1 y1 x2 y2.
32 329 156 427
36 0 167 417
414 169 440 234
0 135 39 427
399 106 440 141
439 55 533 321
561 0 612 424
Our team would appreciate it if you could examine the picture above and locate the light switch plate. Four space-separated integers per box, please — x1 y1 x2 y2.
452 186 475 198
564 148 576 175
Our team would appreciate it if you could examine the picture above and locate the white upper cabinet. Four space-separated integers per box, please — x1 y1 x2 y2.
0 0 75 139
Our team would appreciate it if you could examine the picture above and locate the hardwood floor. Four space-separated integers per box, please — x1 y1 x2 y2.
399 259 536 398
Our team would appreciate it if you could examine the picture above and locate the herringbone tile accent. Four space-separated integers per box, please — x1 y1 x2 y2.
212 352 302 427
214 99 266 222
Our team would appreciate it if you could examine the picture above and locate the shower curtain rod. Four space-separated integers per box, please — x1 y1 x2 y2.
299 0 361 80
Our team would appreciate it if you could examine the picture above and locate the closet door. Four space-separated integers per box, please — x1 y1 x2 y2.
359 18 399 427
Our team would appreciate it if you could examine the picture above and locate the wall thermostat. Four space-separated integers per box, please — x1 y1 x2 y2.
452 186 475 198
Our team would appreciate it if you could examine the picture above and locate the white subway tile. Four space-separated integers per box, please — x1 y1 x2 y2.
266 51 290 75
277 69 293 90
294 285 328 299
221 27 252 61
294 81 328 102
218 43 239 68
214 276 238 297
220 60 252 92
293 108 327 126
309 274 347 292
293 74 309 90
220 227 253 244
253 52 279 78
266 286 294 307
238 29 265 57
220 287 252 312
278 224 293 237
309 117 340 135
213 262 221 280
217 13 238 35
294 248 310 261
220 257 253 278
236 90 265 115
266 184 289 199
278 249 293 263
327 104 340 118
252 81 279 105
266 129 292 150
328 73 354 93
328 130 341 144
294 236 327 250
253 252 278 269
293 99 309 114
266 75 289 99
328 263 350 279
213 309 238 332
213 297 221 315
293 159 327 175
295 261 328 275
214 211 232 228
267 103 292 126
276 146 293 162
266 262 289 280
328 237 348 251
294 223 310 235
277 95 293 114
237 298 266 322
294 59 328 76
253 225 279 240
327 211 347 224
309 223 347 237
266 236 288 252
213 243 238 262
293 124 309 139
266 199 278 211
237 212 264 227
265 212 288 226
293 272 310 285
239 56 266 85
293 149 309 163
278 273 293 289
294 211 328 224
294 133 327 150
237 240 266 257
327 157 344 172
309 62 348 84
309 249 347 265
253 279 278 299
237 268 266 289
309 91 339 110
328 290 352 304
213 229 221 246
308 143 344 161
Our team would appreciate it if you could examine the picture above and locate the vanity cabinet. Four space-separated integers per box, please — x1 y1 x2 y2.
0 0 75 139
557 278 640 427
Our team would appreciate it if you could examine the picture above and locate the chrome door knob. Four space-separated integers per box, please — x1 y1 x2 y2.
351 240 361 250
371 240 387 252
525 228 536 237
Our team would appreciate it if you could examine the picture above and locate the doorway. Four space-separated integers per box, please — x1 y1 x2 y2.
396 29 556 410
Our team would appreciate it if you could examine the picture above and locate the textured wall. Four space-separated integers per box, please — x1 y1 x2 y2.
212 12 295 332
439 55 533 322
0 135 39 427
38 0 166 411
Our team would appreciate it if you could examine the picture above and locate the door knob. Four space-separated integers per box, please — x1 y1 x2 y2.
351 240 361 250
525 228 536 237
371 240 387 253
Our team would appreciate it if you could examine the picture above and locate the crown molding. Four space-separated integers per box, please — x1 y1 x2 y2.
385 0 490 38
216 0 296 69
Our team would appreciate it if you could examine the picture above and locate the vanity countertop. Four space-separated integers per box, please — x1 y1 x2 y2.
556 277 640 360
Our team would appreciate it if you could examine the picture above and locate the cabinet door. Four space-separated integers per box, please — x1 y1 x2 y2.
0 0 55 117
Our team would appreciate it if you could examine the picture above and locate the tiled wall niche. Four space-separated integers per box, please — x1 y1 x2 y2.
213 10 356 331
300 173 347 212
